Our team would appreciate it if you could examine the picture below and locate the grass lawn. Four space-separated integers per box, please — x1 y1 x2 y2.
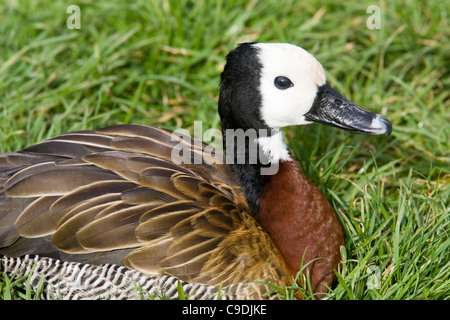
0 0 448 300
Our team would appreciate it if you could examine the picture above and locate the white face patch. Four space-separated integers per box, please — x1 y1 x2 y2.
254 43 327 129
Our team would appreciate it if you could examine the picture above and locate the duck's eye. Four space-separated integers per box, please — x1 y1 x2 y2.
274 76 293 90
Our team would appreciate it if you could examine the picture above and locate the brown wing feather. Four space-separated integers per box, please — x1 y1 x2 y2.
0 124 291 295
14 196 60 237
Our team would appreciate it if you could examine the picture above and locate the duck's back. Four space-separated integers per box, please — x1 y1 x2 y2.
0 124 291 297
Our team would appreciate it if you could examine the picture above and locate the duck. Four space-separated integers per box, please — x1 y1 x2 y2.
0 42 392 299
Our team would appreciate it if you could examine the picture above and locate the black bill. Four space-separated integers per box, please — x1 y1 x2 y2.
305 82 392 136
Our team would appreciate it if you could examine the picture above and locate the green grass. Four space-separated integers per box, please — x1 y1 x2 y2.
0 0 448 300
0 265 45 300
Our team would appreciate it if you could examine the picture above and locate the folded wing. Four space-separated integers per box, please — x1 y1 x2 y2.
0 124 290 290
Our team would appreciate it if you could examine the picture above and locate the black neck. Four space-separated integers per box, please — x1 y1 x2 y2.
218 43 275 215
221 129 271 215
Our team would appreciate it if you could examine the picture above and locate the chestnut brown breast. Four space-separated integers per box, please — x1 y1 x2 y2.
257 160 344 294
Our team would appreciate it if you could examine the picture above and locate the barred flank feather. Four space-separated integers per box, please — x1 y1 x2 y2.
0 255 248 300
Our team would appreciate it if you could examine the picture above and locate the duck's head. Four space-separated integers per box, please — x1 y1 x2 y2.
218 43 392 162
